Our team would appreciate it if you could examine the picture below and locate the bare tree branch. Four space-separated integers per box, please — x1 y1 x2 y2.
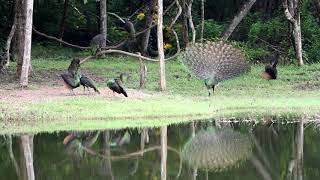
32 27 91 50
187 0 196 43
221 0 256 40
168 0 182 29
282 0 295 23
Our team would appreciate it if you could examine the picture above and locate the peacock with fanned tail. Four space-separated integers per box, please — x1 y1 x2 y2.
182 41 250 96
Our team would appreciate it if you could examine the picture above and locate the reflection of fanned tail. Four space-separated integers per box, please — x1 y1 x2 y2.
182 128 253 171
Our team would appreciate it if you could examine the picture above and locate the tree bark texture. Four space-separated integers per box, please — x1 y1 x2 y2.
160 126 167 180
58 0 69 39
21 135 35 180
181 0 189 47
283 0 303 66
221 0 256 40
200 0 205 42
141 0 156 55
100 0 107 48
187 0 196 43
20 0 34 87
157 0 166 91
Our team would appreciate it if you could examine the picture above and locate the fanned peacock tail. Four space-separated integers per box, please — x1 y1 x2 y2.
182 41 249 82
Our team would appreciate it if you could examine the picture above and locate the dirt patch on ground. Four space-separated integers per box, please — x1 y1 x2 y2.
0 86 153 104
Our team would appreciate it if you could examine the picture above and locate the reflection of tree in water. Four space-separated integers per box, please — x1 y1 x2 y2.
182 128 253 171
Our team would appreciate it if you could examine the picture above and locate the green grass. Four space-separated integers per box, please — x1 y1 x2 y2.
1 50 320 134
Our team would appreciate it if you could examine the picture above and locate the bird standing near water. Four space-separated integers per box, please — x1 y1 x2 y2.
261 53 279 80
106 73 128 97
80 75 100 94
61 58 81 95
181 41 249 96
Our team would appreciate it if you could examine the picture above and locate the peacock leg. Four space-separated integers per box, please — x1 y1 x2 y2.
113 91 115 97
212 86 215 96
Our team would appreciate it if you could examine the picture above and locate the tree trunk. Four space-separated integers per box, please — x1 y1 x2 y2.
21 135 35 180
16 0 24 77
221 0 256 40
160 126 167 180
200 0 205 42
157 0 166 91
181 0 189 47
19 0 34 87
0 4 17 72
283 0 304 66
141 0 156 55
100 0 107 47
102 131 114 180
295 120 304 180
187 0 196 43
7 135 21 180
58 0 69 39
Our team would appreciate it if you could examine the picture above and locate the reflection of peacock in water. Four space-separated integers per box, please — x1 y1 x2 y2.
182 41 249 96
80 75 100 94
106 73 128 97
182 128 253 171
61 58 81 95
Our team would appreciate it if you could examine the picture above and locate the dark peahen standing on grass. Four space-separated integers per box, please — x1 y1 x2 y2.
261 53 279 80
106 73 128 97
182 41 250 96
80 75 100 94
60 58 81 95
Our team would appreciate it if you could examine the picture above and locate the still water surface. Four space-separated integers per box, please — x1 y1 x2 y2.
1 119 319 180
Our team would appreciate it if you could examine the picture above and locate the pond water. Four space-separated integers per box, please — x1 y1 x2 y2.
0 119 319 180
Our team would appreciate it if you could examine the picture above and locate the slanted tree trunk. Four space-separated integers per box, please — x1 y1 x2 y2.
141 0 156 55
58 0 69 39
187 0 196 43
7 135 21 180
200 0 205 42
283 0 303 66
221 0 256 40
157 0 166 91
160 126 167 180
181 0 189 47
21 135 35 180
0 3 17 73
19 0 34 87
100 0 107 51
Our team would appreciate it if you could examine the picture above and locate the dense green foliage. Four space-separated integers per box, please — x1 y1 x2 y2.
1 0 320 63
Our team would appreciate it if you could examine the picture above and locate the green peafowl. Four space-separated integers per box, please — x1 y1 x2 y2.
182 41 249 96
261 53 279 80
80 75 100 94
61 58 81 95
106 73 128 97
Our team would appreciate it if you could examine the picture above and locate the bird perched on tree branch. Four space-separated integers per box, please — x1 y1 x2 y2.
182 41 249 96
261 53 279 80
106 73 129 97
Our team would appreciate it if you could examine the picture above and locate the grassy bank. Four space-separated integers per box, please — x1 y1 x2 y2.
1 50 320 134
